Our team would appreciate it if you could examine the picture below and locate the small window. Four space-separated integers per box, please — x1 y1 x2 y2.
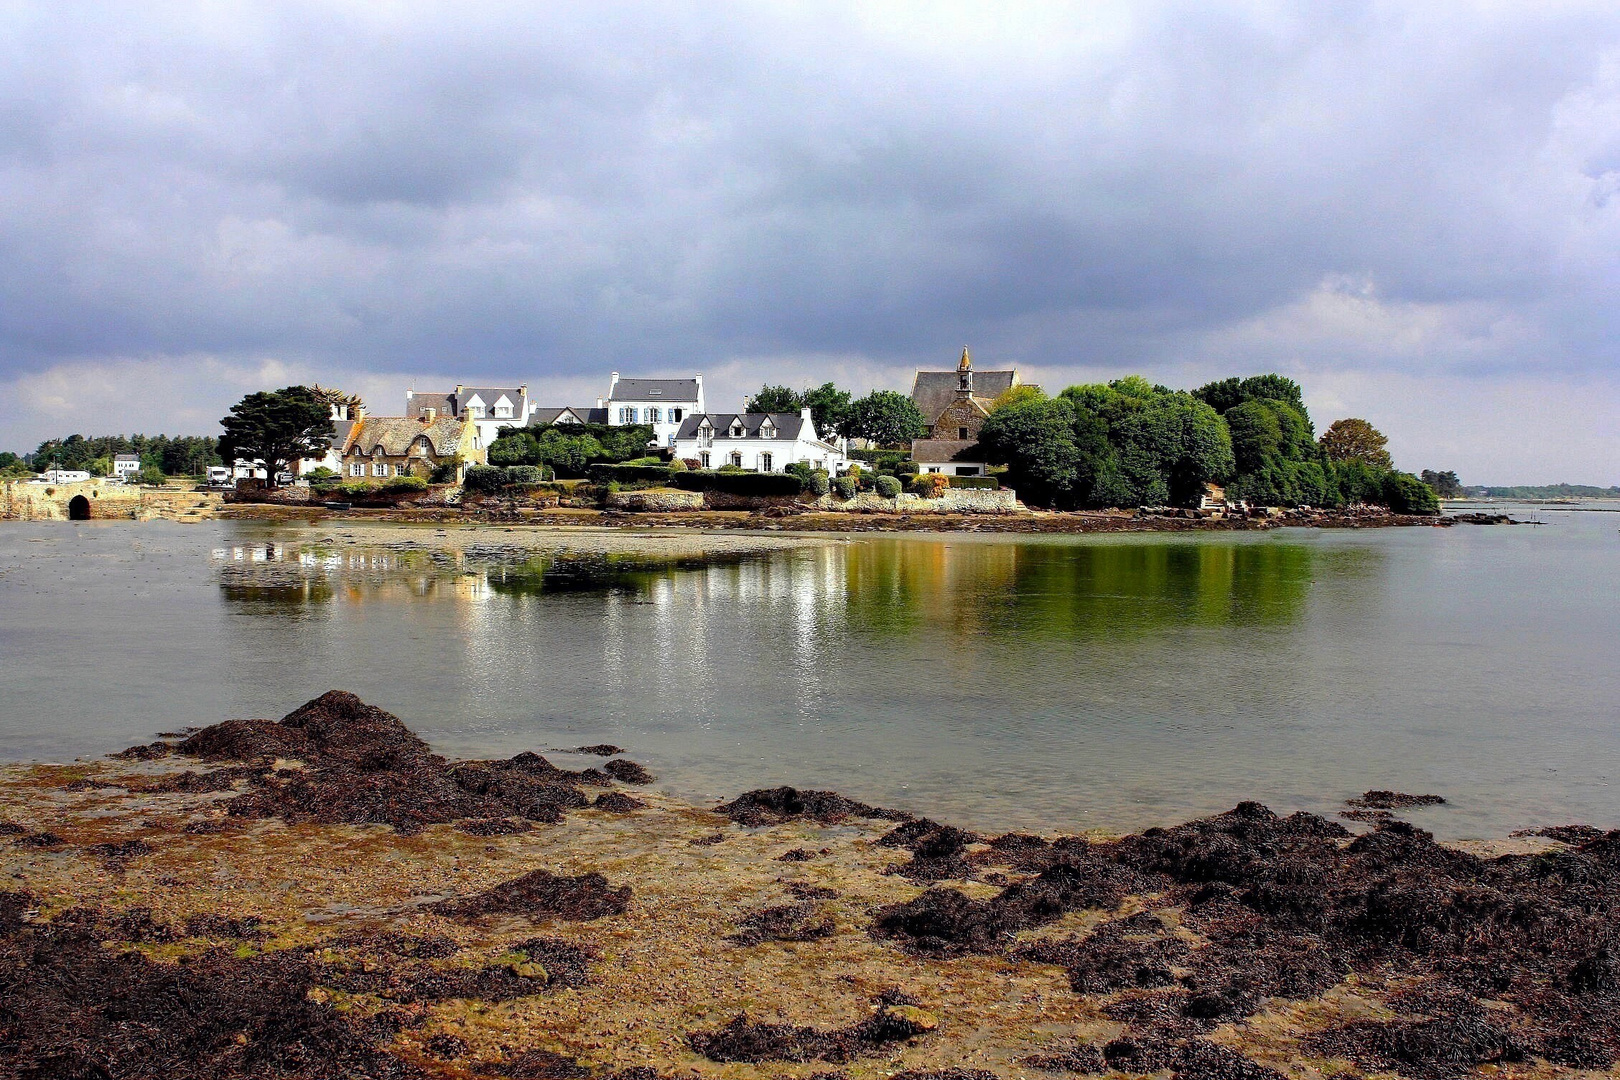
468 404 484 418
730 451 743 467
495 404 512 418
729 421 744 438
671 407 682 422
700 452 711 468
760 452 773 472
958 427 969 440
350 463 363 477
956 466 980 476
646 407 661 423
372 462 387 477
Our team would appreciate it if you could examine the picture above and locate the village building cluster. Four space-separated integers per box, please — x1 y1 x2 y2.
257 349 1028 486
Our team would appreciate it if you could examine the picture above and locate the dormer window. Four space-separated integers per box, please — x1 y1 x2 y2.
729 420 744 438
760 419 776 439
494 395 514 419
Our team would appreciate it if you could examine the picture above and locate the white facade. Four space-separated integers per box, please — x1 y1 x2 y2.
111 454 141 478
460 391 530 448
674 409 847 474
36 469 90 483
606 373 704 449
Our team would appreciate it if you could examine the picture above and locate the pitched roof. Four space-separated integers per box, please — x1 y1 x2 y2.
404 391 456 419
910 439 987 464
909 369 1019 422
675 412 808 442
455 386 528 416
113 453 140 462
347 417 467 457
609 378 701 402
529 406 608 426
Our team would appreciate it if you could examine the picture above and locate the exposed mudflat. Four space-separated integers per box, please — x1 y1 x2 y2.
2 695 1615 1079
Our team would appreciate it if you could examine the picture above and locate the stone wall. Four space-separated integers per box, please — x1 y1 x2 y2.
605 488 705 512
0 480 222 521
812 488 1022 514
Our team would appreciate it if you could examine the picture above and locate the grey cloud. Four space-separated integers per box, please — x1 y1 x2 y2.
1 2 1618 477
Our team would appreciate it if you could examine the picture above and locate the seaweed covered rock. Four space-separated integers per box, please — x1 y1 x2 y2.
163 693 654 835
688 1002 936 1063
428 868 631 922
716 787 910 826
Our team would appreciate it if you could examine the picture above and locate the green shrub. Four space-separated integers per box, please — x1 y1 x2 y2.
946 475 999 489
783 461 814 484
622 456 665 467
807 469 830 496
849 448 911 470
383 475 427 493
506 465 544 485
586 463 674 488
874 475 902 498
1382 471 1440 515
336 480 379 498
717 463 745 474
134 466 167 486
669 457 688 472
673 470 806 497
894 459 919 477
305 466 339 482
832 476 858 500
909 473 948 498
462 465 507 493
430 456 463 484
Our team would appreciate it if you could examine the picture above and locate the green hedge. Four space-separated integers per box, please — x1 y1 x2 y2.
946 475 999 490
586 463 675 487
672 470 806 497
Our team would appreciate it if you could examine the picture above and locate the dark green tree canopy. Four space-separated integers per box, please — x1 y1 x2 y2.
217 386 333 487
846 390 927 447
746 385 802 413
801 382 853 438
1194 374 1307 418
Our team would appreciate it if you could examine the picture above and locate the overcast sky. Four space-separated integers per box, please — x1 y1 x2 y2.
1 3 1617 483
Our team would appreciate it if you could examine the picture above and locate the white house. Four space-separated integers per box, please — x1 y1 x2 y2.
605 373 704 449
674 409 847 473
36 469 91 483
910 439 990 478
405 385 533 452
111 454 141 479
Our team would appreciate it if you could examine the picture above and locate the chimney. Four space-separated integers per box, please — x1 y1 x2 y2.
694 372 704 413
609 372 620 394
423 408 436 423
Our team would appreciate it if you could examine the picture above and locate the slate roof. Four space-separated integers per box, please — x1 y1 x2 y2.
346 417 467 457
909 369 1019 422
910 439 987 464
530 407 608 426
675 412 810 442
455 386 528 416
113 454 140 462
404 391 457 420
609 378 701 402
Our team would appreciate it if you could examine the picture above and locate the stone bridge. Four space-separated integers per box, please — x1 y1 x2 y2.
0 479 223 522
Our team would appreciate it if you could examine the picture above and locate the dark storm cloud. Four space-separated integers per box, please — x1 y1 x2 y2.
1 2 1619 476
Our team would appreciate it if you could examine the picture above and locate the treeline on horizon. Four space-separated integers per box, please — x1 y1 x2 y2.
978 373 1440 513
10 434 223 478
1469 483 1620 499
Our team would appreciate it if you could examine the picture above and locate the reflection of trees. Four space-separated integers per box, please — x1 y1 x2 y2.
837 538 1335 642
220 583 335 606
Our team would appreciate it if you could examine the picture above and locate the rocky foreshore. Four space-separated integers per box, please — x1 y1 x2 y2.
220 501 1478 535
3 693 1611 1079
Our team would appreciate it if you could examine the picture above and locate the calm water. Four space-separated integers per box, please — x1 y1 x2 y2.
0 513 1616 839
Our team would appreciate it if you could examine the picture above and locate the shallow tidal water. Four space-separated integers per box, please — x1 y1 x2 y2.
0 512 1616 840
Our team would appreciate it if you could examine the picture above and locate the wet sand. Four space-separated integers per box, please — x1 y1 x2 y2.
2 694 1615 1080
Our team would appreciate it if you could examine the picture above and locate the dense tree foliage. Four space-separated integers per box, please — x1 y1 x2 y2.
1420 469 1463 498
980 370 1433 513
30 434 222 475
980 379 1231 508
988 385 1046 412
846 390 927 447
1320 417 1394 469
484 423 651 478
745 382 853 437
218 387 333 487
